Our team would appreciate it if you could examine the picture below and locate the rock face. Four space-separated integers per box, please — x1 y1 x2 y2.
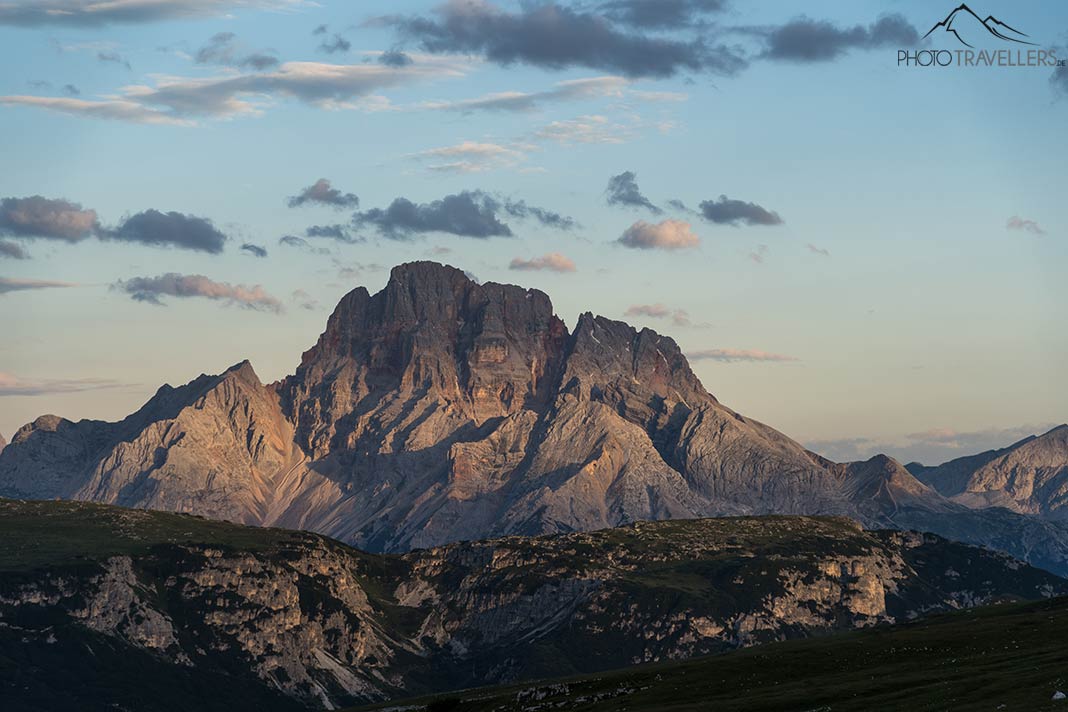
910 425 1068 520
1 500 1062 711
0 262 1066 573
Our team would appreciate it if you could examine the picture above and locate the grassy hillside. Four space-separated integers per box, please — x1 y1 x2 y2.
354 595 1068 712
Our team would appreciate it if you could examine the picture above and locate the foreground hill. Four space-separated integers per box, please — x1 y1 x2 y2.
1 499 1062 710
1 262 1067 573
357 595 1068 712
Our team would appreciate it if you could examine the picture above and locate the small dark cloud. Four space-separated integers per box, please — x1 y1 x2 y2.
748 244 769 264
62 84 80 96
318 33 351 54
606 170 661 213
0 240 29 259
0 196 98 241
113 273 282 312
312 24 328 36
1006 215 1046 236
103 209 228 253
195 31 279 70
279 235 331 255
376 1 747 78
97 51 131 69
287 179 359 209
240 242 268 257
760 14 917 63
291 289 318 310
306 223 360 243
27 79 51 89
599 0 727 29
0 277 76 295
806 243 830 257
699 195 783 226
353 190 575 239
378 48 413 67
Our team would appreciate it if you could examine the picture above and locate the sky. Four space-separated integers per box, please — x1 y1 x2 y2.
0 0 1065 466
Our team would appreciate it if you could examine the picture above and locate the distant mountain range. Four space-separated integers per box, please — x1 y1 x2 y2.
1 499 1061 710
0 262 1066 573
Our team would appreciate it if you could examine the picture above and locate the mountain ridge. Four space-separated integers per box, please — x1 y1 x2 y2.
0 261 1065 573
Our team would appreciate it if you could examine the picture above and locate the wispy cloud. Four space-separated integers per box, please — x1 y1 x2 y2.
287 178 359 209
421 76 628 113
1006 215 1046 236
0 372 131 396
606 170 661 214
625 303 691 326
0 277 77 295
408 141 526 173
806 243 830 257
0 0 310 27
113 273 283 312
688 348 798 363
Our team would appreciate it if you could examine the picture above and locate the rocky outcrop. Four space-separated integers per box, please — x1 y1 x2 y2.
1 500 1062 710
911 425 1068 520
0 262 1066 574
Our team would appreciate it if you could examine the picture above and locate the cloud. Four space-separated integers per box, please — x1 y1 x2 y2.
113 273 282 312
194 32 279 71
806 243 830 257
617 219 699 250
1053 57 1068 96
305 224 360 243
805 423 1060 465
605 170 661 213
102 210 227 253
533 114 633 144
1 59 466 124
291 289 318 310
688 348 798 363
0 372 129 396
1006 215 1046 236
376 0 747 78
409 141 525 173
508 252 576 272
287 178 359 209
97 51 131 69
318 33 351 54
0 196 98 241
699 195 783 226
378 49 413 67
625 303 691 326
0 0 308 27
278 235 330 254
748 244 768 264
0 277 77 295
240 242 267 257
63 84 81 96
759 14 918 63
599 0 727 29
0 241 29 259
354 190 574 239
422 75 628 113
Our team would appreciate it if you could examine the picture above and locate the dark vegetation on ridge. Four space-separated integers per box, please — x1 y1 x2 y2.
0 499 1064 710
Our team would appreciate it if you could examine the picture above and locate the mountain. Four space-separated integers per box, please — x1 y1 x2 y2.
367 595 1068 712
1 499 1062 711
922 4 1036 47
0 431 5 452
910 425 1068 520
1 262 1066 573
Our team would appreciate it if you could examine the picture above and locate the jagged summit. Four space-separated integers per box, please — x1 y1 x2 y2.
1 262 1066 571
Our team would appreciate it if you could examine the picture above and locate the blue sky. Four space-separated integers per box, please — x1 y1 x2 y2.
0 0 1065 465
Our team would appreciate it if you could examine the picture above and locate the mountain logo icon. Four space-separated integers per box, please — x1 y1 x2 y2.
922 4 1037 48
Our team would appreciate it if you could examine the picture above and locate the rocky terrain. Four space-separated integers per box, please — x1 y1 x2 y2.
0 262 1066 573
909 425 1068 520
1 499 1062 711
